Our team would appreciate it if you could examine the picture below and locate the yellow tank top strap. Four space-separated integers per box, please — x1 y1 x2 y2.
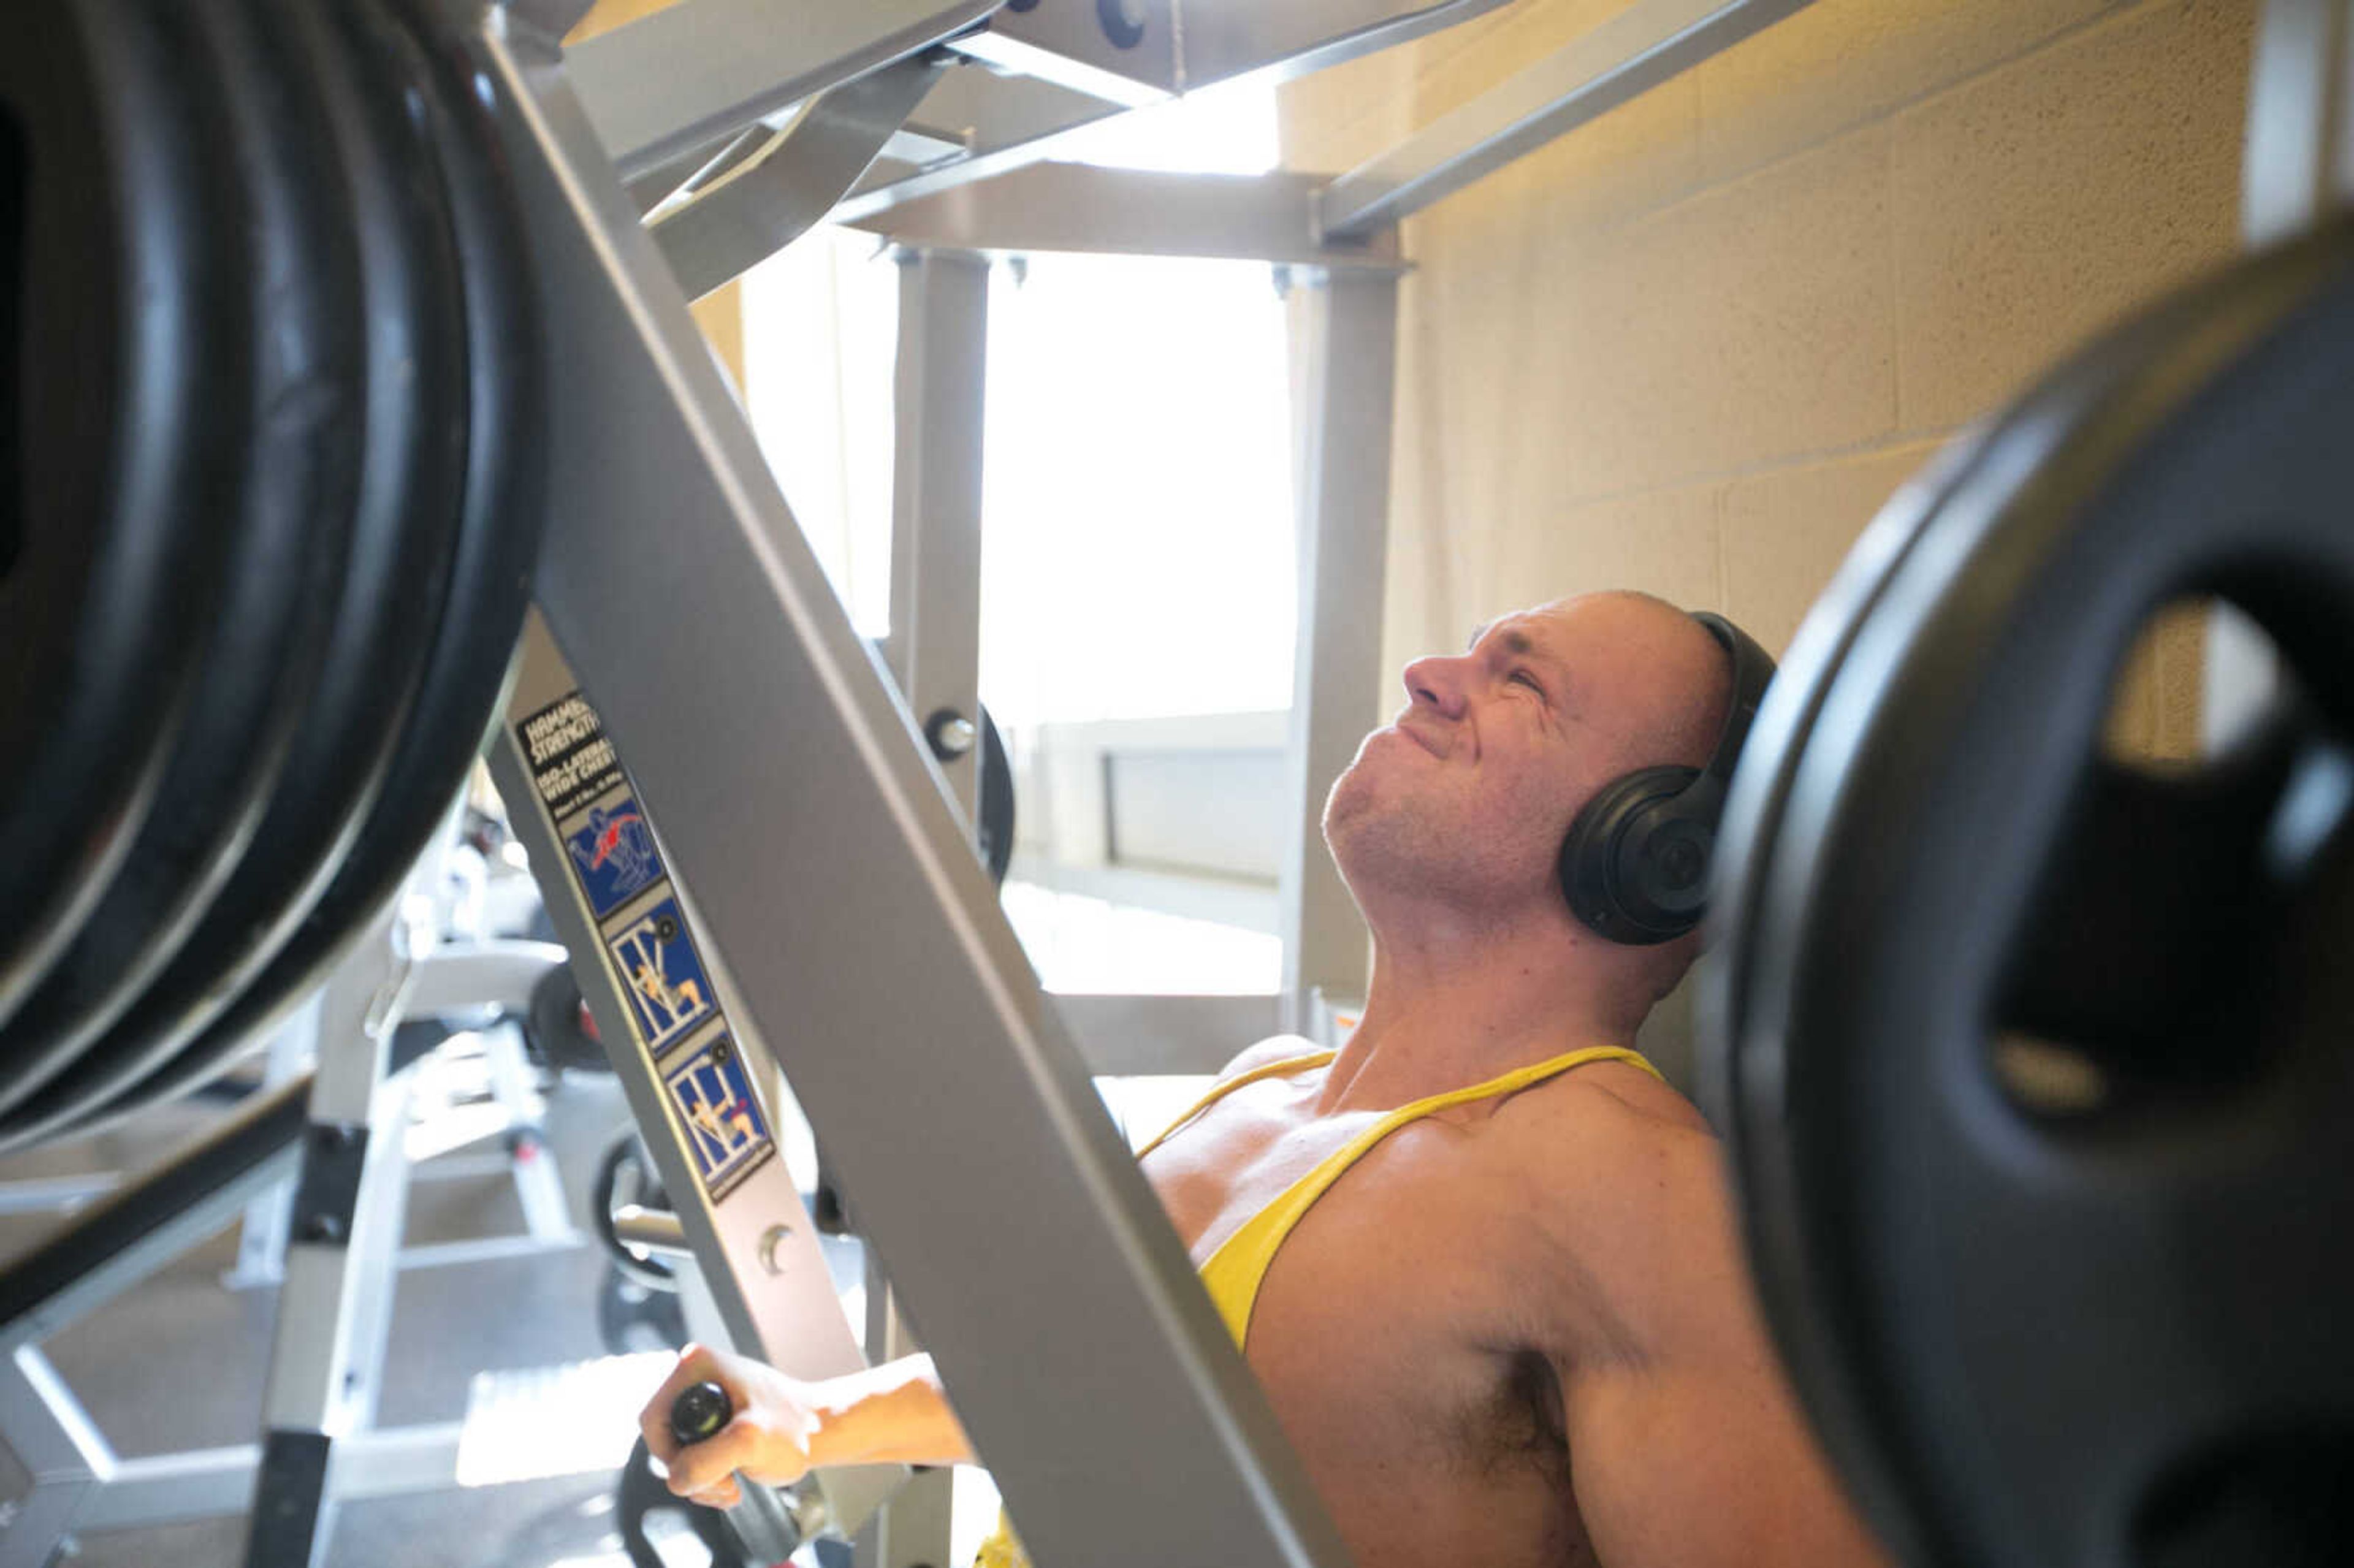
1196 1045 1659 1345
1132 1048 1336 1160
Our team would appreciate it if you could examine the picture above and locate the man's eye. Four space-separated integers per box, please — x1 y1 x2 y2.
1510 671 1543 694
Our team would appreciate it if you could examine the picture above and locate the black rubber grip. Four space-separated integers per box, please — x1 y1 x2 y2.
669 1380 733 1449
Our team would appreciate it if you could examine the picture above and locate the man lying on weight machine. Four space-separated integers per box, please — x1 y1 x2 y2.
639 591 1887 1568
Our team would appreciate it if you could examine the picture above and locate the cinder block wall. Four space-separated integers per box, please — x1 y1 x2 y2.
1279 0 2260 1079
1278 0 2260 760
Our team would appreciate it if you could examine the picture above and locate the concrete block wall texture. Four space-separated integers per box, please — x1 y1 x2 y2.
1280 0 2262 766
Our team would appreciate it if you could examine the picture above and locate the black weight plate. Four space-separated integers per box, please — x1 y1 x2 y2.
0 0 366 1116
1695 422 2052 1549
0 0 250 1022
978 704 1015 886
1699 227 2354 1555
527 962 608 1075
0 0 473 1154
98 0 549 1121
1718 215 2354 1568
1698 427 1989 1092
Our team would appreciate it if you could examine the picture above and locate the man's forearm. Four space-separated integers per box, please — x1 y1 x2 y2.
809 1353 975 1469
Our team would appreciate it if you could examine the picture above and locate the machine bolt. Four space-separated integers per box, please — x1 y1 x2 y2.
925 709 977 761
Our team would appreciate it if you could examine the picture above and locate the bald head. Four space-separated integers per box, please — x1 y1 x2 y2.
1522 592 1732 783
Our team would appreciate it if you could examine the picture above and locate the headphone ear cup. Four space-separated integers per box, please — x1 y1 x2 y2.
1560 766 1703 945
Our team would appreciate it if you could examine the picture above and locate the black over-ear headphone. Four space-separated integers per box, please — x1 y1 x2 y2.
1558 612 1776 945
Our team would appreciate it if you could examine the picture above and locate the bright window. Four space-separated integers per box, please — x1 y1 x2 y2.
741 85 1295 995
978 250 1295 726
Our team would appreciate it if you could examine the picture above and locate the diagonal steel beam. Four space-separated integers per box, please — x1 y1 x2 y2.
476 16 1350 1568
651 52 951 298
1317 0 1816 240
565 0 999 180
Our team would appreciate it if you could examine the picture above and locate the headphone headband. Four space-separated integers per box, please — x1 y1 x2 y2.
1681 611 1776 820
1558 611 1777 945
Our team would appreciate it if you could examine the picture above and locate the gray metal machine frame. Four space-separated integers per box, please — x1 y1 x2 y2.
480 18 1359 1558
468 1 1840 1566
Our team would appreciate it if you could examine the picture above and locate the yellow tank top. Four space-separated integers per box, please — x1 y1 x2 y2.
972 1043 1661 1568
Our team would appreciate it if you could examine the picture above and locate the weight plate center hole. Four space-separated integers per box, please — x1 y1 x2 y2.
2096 596 2216 778
1990 595 2333 1125
2130 1423 2354 1568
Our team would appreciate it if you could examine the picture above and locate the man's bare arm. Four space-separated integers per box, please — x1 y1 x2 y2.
1528 1083 1889 1568
642 1345 974 1509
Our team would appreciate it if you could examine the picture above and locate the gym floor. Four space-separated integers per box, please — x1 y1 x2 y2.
0 1048 735 1568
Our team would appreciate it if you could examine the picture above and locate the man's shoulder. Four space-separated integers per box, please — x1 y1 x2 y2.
1214 1033 1330 1083
1510 1052 1712 1140
1486 1060 1723 1226
1481 1060 1746 1349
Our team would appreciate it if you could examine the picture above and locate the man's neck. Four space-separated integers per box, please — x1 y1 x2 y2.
1316 905 1656 1114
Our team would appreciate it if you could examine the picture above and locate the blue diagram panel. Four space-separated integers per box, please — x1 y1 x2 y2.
564 793 665 918
606 896 715 1052
664 1035 772 1193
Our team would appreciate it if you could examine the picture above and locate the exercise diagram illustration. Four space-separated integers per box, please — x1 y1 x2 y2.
607 897 713 1048
565 794 664 916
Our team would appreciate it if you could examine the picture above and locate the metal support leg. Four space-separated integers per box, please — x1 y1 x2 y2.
872 250 988 1567
223 997 324 1292
886 247 993 823
2243 0 2354 246
481 1024 577 1247
855 1465 956 1568
0 1348 113 1568
345 1062 418 1448
2219 0 2354 742
0 1071 312 1558
240 916 414 1568
853 1265 954 1568
1278 270 1401 1033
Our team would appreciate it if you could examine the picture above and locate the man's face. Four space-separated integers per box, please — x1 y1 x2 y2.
1322 595 1719 917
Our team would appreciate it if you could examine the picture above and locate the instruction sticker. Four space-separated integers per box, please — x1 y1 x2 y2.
518 695 625 820
513 684 779 1210
607 896 715 1051
664 1033 774 1198
565 793 665 917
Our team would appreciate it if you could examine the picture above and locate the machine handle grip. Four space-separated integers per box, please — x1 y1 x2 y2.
667 1381 808 1563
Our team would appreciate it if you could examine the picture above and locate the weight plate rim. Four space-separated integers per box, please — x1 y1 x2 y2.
109 0 551 1123
0 0 370 1112
0 0 249 1020
0 0 478 1151
1730 215 2354 1568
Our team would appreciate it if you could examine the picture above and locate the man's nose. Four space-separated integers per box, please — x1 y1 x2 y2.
1401 653 1469 719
